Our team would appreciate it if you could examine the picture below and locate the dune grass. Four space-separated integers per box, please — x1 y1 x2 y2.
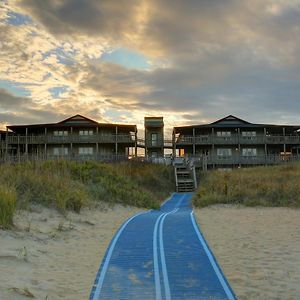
0 160 174 228
0 185 17 229
193 163 300 208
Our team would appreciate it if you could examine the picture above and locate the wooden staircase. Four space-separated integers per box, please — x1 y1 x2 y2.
174 158 197 193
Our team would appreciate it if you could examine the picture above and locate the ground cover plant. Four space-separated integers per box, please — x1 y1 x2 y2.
194 163 300 208
0 160 174 228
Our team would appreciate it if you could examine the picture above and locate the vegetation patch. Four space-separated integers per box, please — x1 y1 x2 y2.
0 184 17 229
193 163 300 208
0 160 174 228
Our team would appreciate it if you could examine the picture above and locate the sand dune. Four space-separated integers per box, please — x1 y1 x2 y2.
195 206 300 300
0 205 142 300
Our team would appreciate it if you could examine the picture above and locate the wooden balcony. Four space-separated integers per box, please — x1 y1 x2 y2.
176 134 300 145
6 133 136 145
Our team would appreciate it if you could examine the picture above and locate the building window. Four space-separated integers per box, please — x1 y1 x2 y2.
217 148 232 157
217 131 231 137
79 130 94 136
242 148 257 156
54 130 68 136
216 131 231 141
151 133 158 146
79 147 94 155
242 131 256 139
53 147 69 156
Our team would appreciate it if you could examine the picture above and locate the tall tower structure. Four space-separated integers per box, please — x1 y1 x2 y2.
144 117 164 158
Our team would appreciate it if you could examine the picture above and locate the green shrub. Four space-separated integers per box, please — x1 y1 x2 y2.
0 185 17 229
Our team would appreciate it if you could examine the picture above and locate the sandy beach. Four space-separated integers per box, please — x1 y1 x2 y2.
195 206 300 300
1 204 299 299
0 205 142 300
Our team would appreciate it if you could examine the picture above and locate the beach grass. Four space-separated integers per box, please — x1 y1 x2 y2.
0 160 173 228
193 162 300 208
0 184 17 229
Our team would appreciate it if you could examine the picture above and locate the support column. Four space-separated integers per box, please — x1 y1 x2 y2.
135 127 138 157
192 127 196 157
237 128 241 167
212 127 215 169
70 127 73 159
115 126 118 159
264 127 267 165
283 127 286 156
44 127 47 159
25 127 28 157
5 127 8 159
172 129 176 158
96 126 99 158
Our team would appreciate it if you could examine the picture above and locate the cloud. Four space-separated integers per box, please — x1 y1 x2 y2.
1 0 300 134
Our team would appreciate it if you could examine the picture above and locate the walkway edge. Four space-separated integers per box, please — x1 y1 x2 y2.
190 211 237 300
90 210 149 300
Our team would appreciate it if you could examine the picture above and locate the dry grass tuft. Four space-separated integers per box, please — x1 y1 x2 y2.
194 163 300 208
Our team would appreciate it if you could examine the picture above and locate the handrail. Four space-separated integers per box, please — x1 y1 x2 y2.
176 134 300 145
6 133 136 144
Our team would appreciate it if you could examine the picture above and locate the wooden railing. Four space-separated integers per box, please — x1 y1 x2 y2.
189 154 300 166
176 134 300 145
6 133 136 144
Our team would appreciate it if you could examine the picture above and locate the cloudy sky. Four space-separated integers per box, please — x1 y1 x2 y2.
1 0 300 136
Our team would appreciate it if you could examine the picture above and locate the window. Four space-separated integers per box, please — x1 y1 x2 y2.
242 148 257 156
217 148 232 157
151 133 158 147
242 131 256 139
79 147 94 155
217 131 231 137
53 147 68 156
79 130 94 136
54 130 68 136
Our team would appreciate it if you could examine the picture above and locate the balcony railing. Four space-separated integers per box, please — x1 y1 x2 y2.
190 154 300 165
176 134 300 145
6 133 136 144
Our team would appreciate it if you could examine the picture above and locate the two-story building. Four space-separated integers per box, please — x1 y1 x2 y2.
173 115 300 168
4 115 137 161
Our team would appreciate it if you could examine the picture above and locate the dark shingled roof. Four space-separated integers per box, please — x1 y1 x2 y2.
7 114 137 133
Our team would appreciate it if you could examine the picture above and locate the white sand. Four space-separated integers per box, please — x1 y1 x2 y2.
195 206 300 300
0 205 142 300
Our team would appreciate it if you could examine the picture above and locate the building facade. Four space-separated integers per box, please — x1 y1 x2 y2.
144 117 164 158
173 115 300 168
3 115 137 161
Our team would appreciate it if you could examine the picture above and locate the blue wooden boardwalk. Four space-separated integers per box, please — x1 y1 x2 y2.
90 193 236 300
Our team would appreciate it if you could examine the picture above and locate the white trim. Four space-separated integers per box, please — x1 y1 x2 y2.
190 211 235 300
91 211 148 300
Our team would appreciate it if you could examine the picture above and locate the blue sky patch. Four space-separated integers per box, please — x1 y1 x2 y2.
48 86 68 98
43 47 77 66
0 80 31 97
101 48 150 69
6 11 32 26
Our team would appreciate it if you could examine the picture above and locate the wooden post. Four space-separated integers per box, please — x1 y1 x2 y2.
25 127 28 157
264 127 267 165
44 127 47 159
70 126 73 158
283 127 286 156
115 126 118 159
5 127 8 160
212 127 215 169
96 126 99 158
192 127 196 156
135 127 138 157
172 128 176 158
238 128 242 167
